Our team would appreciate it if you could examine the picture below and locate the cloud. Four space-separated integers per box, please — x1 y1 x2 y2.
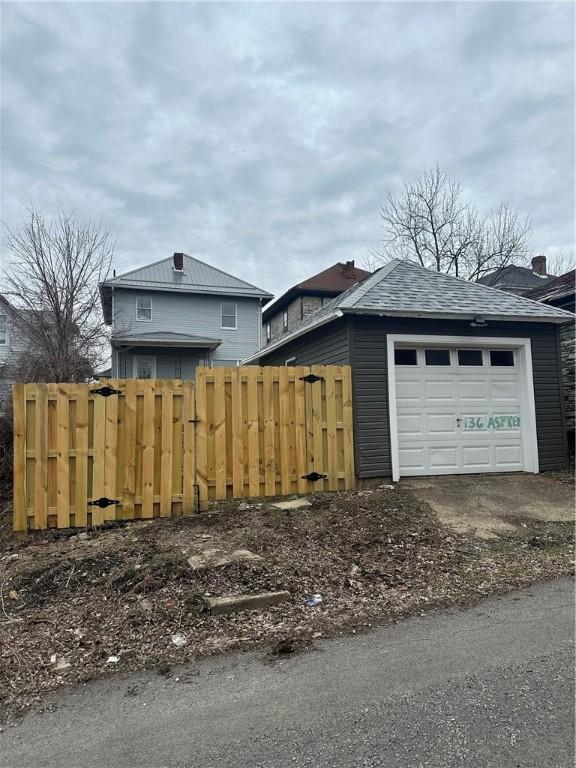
1 1 574 296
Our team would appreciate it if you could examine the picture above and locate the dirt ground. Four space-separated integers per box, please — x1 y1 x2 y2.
0 474 574 722
401 471 575 539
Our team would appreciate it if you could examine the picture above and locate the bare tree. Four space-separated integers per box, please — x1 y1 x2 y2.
3 206 114 382
378 166 531 280
545 250 576 276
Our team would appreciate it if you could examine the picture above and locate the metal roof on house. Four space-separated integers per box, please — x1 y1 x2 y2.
101 253 273 299
112 331 221 349
245 259 574 362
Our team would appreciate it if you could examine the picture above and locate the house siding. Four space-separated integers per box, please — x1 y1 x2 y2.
257 318 351 366
112 288 263 368
265 295 328 343
350 316 568 477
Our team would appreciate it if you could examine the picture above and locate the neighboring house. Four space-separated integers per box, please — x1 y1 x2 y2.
526 270 575 449
0 295 30 406
99 252 273 379
477 255 555 295
262 261 370 344
246 259 572 481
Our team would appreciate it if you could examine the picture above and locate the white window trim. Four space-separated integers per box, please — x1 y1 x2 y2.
0 313 7 346
220 302 237 330
386 334 539 482
282 309 288 331
136 296 153 322
133 355 156 380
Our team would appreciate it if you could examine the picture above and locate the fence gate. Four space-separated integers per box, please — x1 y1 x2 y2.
13 365 354 531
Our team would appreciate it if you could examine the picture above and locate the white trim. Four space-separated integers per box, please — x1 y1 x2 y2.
285 356 296 366
220 301 237 330
387 334 539 482
0 312 8 346
133 354 156 379
135 295 153 322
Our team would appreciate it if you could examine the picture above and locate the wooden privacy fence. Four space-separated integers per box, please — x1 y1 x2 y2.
13 365 355 531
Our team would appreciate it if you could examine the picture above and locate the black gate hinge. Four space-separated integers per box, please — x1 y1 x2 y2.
91 386 122 397
302 472 327 482
299 374 324 384
88 497 120 508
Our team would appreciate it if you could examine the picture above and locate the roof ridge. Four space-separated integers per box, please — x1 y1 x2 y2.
340 259 403 308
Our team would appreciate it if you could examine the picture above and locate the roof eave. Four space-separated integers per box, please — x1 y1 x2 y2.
101 281 273 301
112 336 222 350
341 307 573 324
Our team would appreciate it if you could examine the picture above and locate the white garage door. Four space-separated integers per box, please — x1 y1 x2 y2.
394 345 525 476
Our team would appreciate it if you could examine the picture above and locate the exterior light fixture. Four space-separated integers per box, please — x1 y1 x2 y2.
470 316 487 327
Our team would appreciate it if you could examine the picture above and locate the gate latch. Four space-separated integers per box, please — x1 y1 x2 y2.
91 386 121 397
88 497 120 508
302 472 327 482
299 374 324 384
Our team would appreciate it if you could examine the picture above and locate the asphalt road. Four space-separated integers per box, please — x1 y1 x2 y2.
1 578 574 768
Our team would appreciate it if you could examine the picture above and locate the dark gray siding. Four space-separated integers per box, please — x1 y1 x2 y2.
350 316 569 477
258 318 351 366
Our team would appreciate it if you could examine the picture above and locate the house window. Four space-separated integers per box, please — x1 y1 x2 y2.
136 296 152 321
282 310 288 332
266 322 271 343
394 348 417 366
490 350 515 367
0 314 6 345
133 356 156 379
457 349 483 366
425 349 451 366
221 302 237 329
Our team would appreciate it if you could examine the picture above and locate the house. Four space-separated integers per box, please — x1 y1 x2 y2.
245 259 573 481
526 269 575 450
0 295 34 406
477 255 554 295
99 252 273 379
262 261 370 344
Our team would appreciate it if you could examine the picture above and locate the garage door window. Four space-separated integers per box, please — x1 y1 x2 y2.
395 348 417 365
425 349 451 366
457 349 483 366
490 350 515 367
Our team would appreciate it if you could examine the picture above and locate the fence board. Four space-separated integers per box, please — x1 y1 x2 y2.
14 365 355 530
74 385 89 527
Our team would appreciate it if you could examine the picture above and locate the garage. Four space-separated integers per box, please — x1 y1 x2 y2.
248 259 573 480
388 336 538 478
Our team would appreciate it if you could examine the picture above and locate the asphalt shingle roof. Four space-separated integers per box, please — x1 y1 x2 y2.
247 259 573 362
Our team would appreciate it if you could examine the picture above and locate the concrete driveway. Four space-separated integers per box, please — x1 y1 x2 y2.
401 472 574 539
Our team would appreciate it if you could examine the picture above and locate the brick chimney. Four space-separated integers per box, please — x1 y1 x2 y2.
342 260 355 278
531 254 547 276
173 252 184 272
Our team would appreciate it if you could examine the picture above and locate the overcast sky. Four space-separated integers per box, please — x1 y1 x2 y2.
1 1 574 297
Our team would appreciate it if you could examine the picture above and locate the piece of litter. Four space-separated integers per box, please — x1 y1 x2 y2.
50 654 57 664
305 593 322 607
106 655 120 664
170 633 187 648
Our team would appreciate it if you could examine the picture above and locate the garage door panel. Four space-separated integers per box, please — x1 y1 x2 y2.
398 447 425 469
494 445 523 467
425 381 455 400
459 380 487 400
429 447 458 469
427 413 457 435
462 445 492 467
490 380 518 401
396 380 420 402
397 414 423 437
